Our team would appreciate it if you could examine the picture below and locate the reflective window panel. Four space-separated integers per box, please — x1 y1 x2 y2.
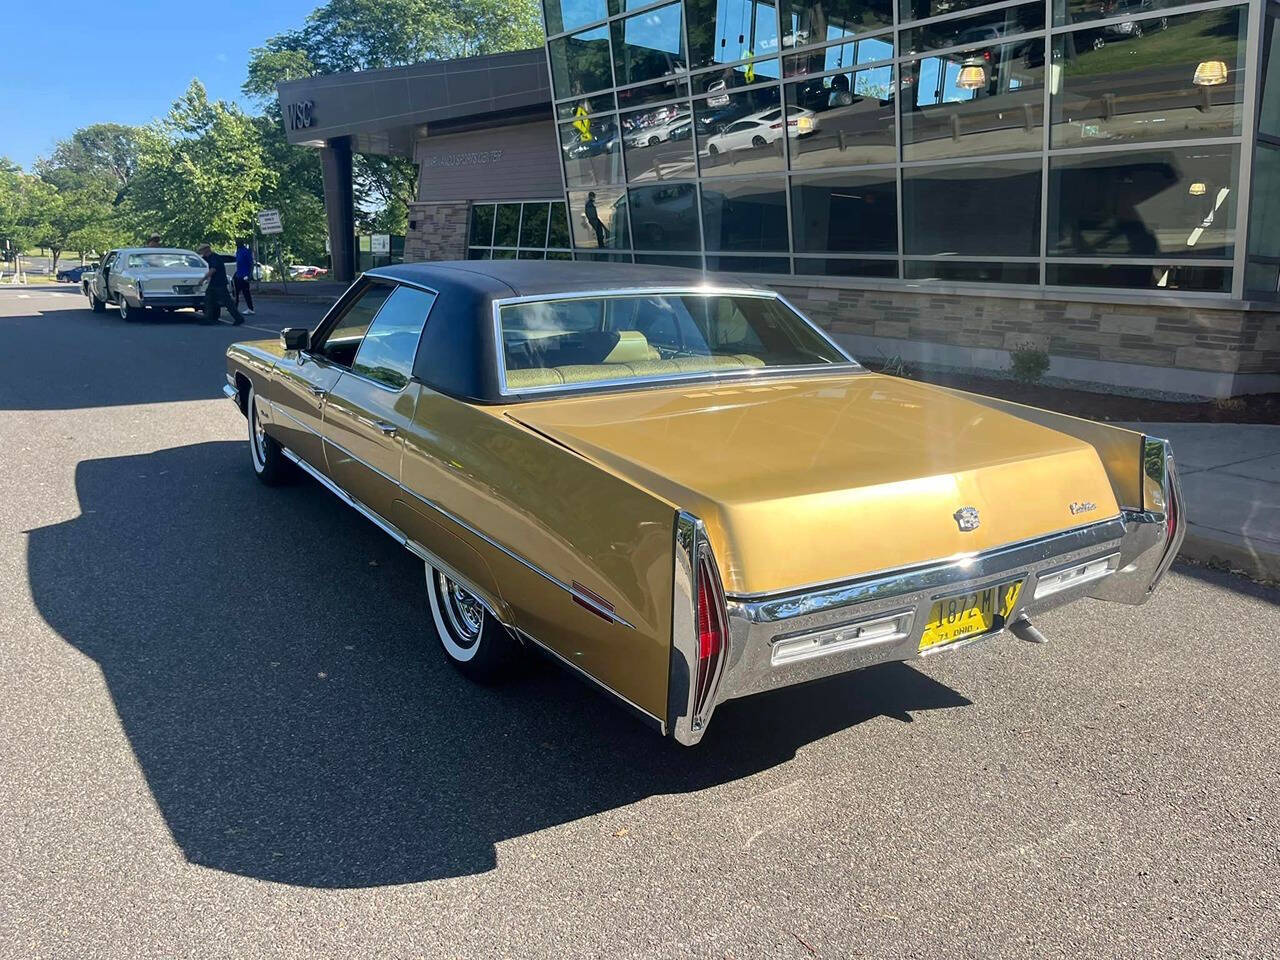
622 103 696 181
556 93 616 121
1054 0 1212 29
785 65 895 169
617 77 690 109
781 0 892 49
1244 260 1279 296
900 2 1043 53
549 26 613 99
692 57 781 96
544 0 609 36
695 86 786 176
701 177 790 251
706 255 793 272
628 183 702 248
1047 145 1240 259
492 249 518 259
634 253 706 267
902 157 1043 256
518 249 548 259
548 202 572 248
902 0 1017 25
1259 14 1280 138
687 0 781 70
469 204 495 246
569 187 632 249
1051 8 1245 148
783 34 893 77
547 251 575 260
791 170 897 253
611 3 687 88
1248 144 1280 260
576 251 636 261
1046 262 1230 292
494 203 523 247
904 260 1040 283
795 256 898 276
560 116 624 187
468 247 492 260
901 41 1045 160
520 203 550 247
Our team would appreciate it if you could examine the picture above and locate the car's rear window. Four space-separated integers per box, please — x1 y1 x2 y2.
498 293 852 392
127 253 205 269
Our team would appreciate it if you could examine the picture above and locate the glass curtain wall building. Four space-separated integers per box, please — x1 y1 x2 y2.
539 0 1269 298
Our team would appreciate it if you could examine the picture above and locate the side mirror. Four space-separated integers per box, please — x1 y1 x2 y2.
281 327 310 351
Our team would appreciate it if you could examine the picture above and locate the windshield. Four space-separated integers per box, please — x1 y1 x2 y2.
127 253 205 269
498 293 853 392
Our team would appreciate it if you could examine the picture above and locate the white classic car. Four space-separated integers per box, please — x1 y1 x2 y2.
83 247 223 321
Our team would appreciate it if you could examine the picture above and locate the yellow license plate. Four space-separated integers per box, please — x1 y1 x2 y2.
920 581 1023 652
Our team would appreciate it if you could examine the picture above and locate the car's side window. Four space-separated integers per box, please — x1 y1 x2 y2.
350 285 437 390
312 283 394 368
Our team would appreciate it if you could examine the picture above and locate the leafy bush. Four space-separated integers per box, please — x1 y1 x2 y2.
1009 343 1050 384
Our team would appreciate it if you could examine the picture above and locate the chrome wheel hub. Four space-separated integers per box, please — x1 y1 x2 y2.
437 571 484 644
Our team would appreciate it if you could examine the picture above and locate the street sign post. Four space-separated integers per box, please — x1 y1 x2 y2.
371 234 390 254
257 209 283 235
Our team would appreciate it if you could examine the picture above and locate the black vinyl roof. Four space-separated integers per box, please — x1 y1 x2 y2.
356 260 772 403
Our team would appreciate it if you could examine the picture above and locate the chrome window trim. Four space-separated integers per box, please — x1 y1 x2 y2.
491 285 859 398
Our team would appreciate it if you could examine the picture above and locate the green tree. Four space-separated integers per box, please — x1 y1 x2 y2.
127 80 275 250
42 123 142 207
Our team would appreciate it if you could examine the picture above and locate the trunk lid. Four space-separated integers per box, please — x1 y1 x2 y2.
506 372 1121 596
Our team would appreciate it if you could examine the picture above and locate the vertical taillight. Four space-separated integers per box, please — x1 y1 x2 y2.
693 554 727 722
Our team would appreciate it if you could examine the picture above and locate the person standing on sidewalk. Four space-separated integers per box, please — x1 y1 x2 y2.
197 243 244 325
233 239 255 315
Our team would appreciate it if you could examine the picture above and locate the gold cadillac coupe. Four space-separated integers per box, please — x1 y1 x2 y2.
224 262 1185 745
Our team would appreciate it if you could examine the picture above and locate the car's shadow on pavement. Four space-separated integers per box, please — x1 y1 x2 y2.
27 440 970 888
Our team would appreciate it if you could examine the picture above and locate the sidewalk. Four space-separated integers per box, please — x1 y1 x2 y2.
1136 423 1280 582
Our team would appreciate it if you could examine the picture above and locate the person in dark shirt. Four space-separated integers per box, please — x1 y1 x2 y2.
197 243 244 325
233 239 255 314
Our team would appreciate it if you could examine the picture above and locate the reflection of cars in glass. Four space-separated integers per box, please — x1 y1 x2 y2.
624 111 692 147
225 261 1186 746
668 118 693 140
611 185 696 247
702 107 819 156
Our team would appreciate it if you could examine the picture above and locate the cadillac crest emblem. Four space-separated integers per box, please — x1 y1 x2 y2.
953 506 981 532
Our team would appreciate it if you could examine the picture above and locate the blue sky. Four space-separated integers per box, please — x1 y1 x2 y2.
1 0 318 169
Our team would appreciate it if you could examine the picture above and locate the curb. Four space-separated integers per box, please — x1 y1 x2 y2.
1178 530 1280 583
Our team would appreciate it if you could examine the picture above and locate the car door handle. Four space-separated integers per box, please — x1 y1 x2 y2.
374 421 397 436
307 385 327 397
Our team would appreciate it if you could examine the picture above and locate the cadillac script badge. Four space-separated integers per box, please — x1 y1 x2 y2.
953 506 981 532
1069 501 1097 516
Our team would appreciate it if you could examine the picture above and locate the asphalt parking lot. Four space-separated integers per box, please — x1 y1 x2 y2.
2 286 1277 959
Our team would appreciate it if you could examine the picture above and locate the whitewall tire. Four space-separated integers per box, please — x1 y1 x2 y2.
246 384 291 485
425 563 519 681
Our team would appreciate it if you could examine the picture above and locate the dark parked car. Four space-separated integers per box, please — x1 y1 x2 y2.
57 264 96 283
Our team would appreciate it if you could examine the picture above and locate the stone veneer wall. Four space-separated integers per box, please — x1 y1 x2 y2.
405 201 469 262
773 283 1280 397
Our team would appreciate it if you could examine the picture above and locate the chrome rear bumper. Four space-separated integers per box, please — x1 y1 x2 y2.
669 436 1185 745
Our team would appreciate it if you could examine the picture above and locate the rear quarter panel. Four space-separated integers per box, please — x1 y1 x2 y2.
397 389 677 721
929 384 1147 510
